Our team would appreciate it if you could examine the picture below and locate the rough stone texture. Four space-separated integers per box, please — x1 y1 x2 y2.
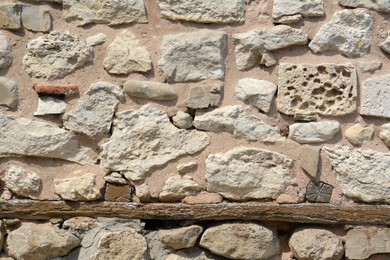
21 5 51 32
346 228 390 259
309 9 373 57
3 166 41 199
34 96 67 116
103 30 151 75
124 80 177 101
235 78 277 113
63 82 124 138
172 111 193 129
100 105 210 181
104 184 132 202
6 223 80 260
380 33 390 54
358 60 382 73
63 0 147 26
86 33 107 46
159 175 201 202
177 161 197 174
158 225 203 250
23 32 93 80
289 122 340 144
380 123 390 147
103 172 127 185
182 191 223 205
159 30 227 82
63 217 100 238
0 32 12 70
185 82 222 109
339 0 390 13
273 0 324 24
0 113 95 164
205 147 294 201
361 74 390 118
0 221 3 253
323 145 390 203
306 181 333 203
300 145 320 179
345 124 374 146
289 228 344 260
146 231 173 260
277 63 357 116
135 184 150 202
54 173 101 201
158 0 245 24
32 84 79 96
0 77 18 110
200 223 280 260
166 247 224 260
233 26 308 69
0 4 21 30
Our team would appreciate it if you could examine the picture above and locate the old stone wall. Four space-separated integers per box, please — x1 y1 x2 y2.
0 0 389 259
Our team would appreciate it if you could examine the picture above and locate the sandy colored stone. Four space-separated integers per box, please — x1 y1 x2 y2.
124 80 177 101
172 111 193 129
34 96 67 116
166 247 224 260
0 77 18 110
182 191 223 204
379 123 390 147
159 175 201 202
361 74 390 118
0 32 12 70
63 217 100 237
86 33 107 46
103 172 127 185
339 0 390 13
3 166 41 199
158 225 203 250
135 184 150 203
358 60 382 73
300 145 320 179
346 228 390 259
104 184 132 202
273 0 324 24
345 124 374 146
289 121 340 144
0 4 21 30
186 82 222 109
32 84 79 95
54 173 102 201
21 5 51 32
177 161 197 174
380 32 390 54
306 181 333 203
0 221 3 253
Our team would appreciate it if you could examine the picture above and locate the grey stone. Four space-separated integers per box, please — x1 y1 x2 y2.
177 161 197 174
63 0 147 26
309 9 373 57
23 32 94 80
63 217 100 238
206 147 294 201
159 30 227 82
361 74 390 118
0 32 12 70
3 166 41 199
34 96 67 116
166 247 224 260
22 5 51 32
0 4 21 30
380 123 390 147
289 121 340 143
306 181 333 203
0 77 17 110
158 225 203 250
63 82 124 138
103 30 151 75
300 145 320 179
274 14 302 24
339 0 390 13
0 221 3 253
54 173 101 201
200 223 279 260
380 32 390 54
346 228 390 259
159 175 201 202
146 231 173 260
158 0 245 24
345 124 374 146
124 80 177 101
233 25 308 69
86 33 107 46
273 0 324 24
104 172 127 185
172 111 193 129
185 82 222 109
358 60 382 73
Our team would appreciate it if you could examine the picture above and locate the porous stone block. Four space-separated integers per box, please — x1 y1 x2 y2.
4 166 41 199
273 0 325 24
361 74 390 118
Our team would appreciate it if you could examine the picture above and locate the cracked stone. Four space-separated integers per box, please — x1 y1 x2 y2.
305 181 333 203
361 74 390 118
289 121 341 143
273 0 324 24
0 77 18 110
185 82 222 109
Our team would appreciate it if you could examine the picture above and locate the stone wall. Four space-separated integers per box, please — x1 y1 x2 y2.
0 0 389 259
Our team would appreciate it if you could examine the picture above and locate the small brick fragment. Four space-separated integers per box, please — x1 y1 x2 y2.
33 84 79 96
104 184 132 202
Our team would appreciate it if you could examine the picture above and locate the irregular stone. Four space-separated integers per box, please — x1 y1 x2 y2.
380 123 390 147
289 228 344 260
182 191 223 204
323 145 390 203
0 4 21 30
233 25 308 69
306 181 333 203
124 80 177 101
309 9 373 57
135 184 150 202
32 84 79 95
166 247 224 260
0 32 12 70
358 60 382 73
345 124 374 146
103 172 127 185
186 82 222 109
103 30 151 75
0 221 3 253
21 5 51 32
63 217 100 238
159 175 201 202
273 0 324 24
158 0 245 24
177 161 197 174
172 111 193 129
63 82 124 138
3 218 20 227
34 96 67 116
380 33 390 54
0 77 18 110
6 223 80 260
275 14 302 24
289 121 340 143
3 166 41 199
63 0 147 26
361 74 390 118
159 30 227 82
100 105 210 181
300 145 320 179
235 78 277 113
339 0 390 13
277 63 357 116
23 32 93 79
206 147 294 201
54 173 101 201
146 231 173 260
0 113 95 164
158 225 203 250
346 228 390 259
104 184 132 202
200 223 279 260
86 33 107 46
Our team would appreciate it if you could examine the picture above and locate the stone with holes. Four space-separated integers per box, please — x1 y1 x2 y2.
306 181 333 203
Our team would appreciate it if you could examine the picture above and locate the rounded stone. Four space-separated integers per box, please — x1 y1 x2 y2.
124 80 177 101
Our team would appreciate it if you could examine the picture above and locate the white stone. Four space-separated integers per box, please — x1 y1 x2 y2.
172 111 193 129
0 32 12 70
380 123 390 147
124 80 177 101
339 0 390 13
273 0 324 24
185 82 222 109
361 74 390 118
54 173 101 201
158 225 203 250
346 228 390 259
0 4 21 30
358 60 382 73
159 175 201 202
206 147 293 201
345 124 374 146
4 166 41 199
34 96 67 116
21 5 51 32
0 77 17 110
86 33 107 46
177 161 197 174
289 121 340 143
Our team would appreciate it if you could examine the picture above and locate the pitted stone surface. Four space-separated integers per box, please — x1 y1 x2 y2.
205 147 294 201
158 225 203 250
124 80 177 101
185 82 222 109
361 74 390 118
34 96 67 116
4 166 41 199
346 228 390 259
278 63 357 116
380 33 390 54
289 121 341 143
306 181 333 203
159 175 201 202
339 0 390 13
0 31 12 70
0 4 21 30
345 124 374 146
273 0 324 24
0 77 18 110
21 5 51 32
54 173 101 201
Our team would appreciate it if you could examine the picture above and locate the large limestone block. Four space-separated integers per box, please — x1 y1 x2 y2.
4 166 41 199
206 147 293 201
346 228 390 259
158 225 203 250
200 223 280 260
21 5 51 32
233 25 308 69
0 32 12 70
63 0 147 26
277 63 357 116
100 105 210 181
159 30 227 82
54 173 101 201
159 175 201 202
185 82 222 109
339 0 390 13
289 121 341 143
124 80 177 101
309 9 373 57
273 0 324 24
0 113 96 164
0 77 18 110
323 145 390 203
360 74 390 118
158 0 245 24
0 4 21 30
23 32 93 79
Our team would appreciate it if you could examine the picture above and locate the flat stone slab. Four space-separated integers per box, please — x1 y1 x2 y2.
273 0 324 24
289 121 340 143
21 5 51 32
339 0 390 13
34 96 67 116
360 74 390 118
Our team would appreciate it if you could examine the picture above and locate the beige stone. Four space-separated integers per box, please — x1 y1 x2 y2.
54 173 102 201
159 175 201 202
186 82 222 109
4 166 41 199
339 0 390 13
289 121 341 144
172 111 193 129
0 32 11 70
135 184 150 202
380 123 390 147
124 80 177 101
273 0 324 24
345 124 374 146
21 5 51 32
358 60 382 73
166 247 223 260
300 145 320 179
86 33 107 46
380 32 390 54
158 225 203 250
361 74 390 118
0 4 21 30
177 161 197 174
34 96 67 116
346 228 390 259
182 192 223 204
0 77 17 110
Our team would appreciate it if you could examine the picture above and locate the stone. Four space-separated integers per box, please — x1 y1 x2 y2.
135 184 150 202
345 124 374 146
63 217 100 237
277 63 357 116
124 80 177 101
200 223 279 260
309 9 373 57
300 145 320 179
289 121 341 143
346 228 390 259
206 147 294 201
0 32 12 70
380 123 390 147
63 82 124 138
235 78 277 113
182 191 223 204
177 161 197 174
0 221 3 253
233 25 308 69
146 231 173 260
159 30 227 82
6 223 80 260
380 33 390 54
23 32 93 80
158 0 245 24
158 225 203 250
361 74 390 118
104 184 132 202
172 111 193 129
86 33 107 46
0 77 18 110
339 0 390 13
289 228 344 260
34 96 67 116
166 247 224 260
358 60 382 73
323 145 390 203
186 82 222 109
54 173 101 201
0 4 21 30
3 218 20 227
103 30 151 75
21 5 51 32
273 0 324 24
159 175 201 202
63 0 147 26
306 181 333 203
0 113 95 164
103 172 127 185
3 166 41 199
100 105 210 181
32 84 79 95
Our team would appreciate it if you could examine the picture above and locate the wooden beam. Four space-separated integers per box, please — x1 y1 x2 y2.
0 200 389 225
